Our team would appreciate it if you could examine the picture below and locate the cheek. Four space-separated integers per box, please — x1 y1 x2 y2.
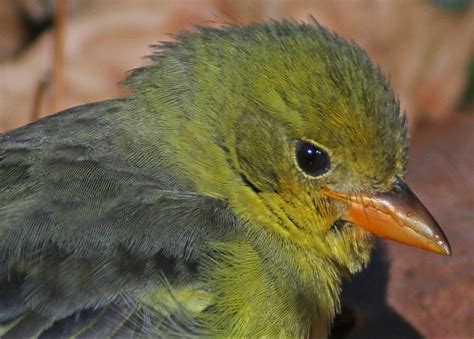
236 142 293 193
234 113 294 190
274 185 339 237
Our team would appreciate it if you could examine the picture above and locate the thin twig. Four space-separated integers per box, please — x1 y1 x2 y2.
52 0 66 112
30 73 51 122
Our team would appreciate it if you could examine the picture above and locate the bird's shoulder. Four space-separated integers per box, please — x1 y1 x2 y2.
0 100 239 337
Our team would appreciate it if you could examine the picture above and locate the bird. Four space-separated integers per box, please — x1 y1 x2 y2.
0 20 451 338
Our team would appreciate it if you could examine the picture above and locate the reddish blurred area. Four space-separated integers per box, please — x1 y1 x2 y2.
0 0 472 337
387 112 473 338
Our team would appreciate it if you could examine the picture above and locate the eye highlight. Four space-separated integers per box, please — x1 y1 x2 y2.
295 140 331 177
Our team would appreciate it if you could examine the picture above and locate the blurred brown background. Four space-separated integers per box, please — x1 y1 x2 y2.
0 0 473 337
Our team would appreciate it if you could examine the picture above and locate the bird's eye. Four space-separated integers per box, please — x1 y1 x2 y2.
295 140 330 177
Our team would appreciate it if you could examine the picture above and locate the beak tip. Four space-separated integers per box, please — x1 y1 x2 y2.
440 241 452 256
432 225 452 256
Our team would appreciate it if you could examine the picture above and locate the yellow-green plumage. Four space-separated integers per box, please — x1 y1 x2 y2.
0 20 409 337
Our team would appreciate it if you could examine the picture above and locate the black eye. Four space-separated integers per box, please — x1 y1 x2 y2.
295 140 330 177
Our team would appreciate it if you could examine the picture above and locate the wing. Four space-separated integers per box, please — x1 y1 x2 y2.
0 100 237 337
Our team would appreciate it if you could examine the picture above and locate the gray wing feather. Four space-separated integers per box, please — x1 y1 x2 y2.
0 99 238 336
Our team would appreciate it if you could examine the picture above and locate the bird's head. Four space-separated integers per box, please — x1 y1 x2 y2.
127 21 450 274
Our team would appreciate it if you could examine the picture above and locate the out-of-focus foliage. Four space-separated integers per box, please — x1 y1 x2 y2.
431 0 472 12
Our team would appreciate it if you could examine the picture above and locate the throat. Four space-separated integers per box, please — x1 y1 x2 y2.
196 239 343 337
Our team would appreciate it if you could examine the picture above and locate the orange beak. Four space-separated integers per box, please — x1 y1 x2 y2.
322 178 451 255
